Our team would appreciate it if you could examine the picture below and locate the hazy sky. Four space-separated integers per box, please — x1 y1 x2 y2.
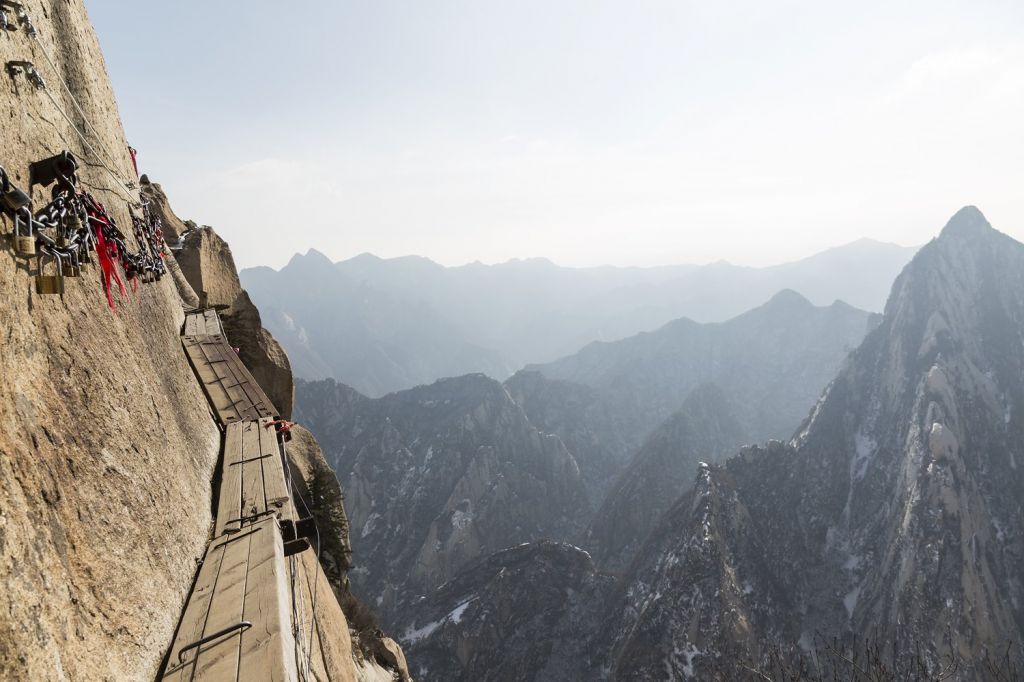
88 1 1024 270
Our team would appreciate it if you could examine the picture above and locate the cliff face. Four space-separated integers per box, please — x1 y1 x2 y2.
0 2 220 679
598 207 1024 679
286 423 354 589
0 4 406 680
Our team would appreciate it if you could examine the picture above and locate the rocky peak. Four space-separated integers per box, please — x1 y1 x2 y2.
937 204 993 241
598 452 794 680
587 382 744 571
295 247 336 268
763 287 814 312
736 206 1024 670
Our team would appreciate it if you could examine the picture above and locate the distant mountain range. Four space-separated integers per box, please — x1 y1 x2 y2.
295 288 878 636
241 239 917 396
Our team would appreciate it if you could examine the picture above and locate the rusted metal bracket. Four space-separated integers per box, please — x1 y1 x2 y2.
6 60 45 89
0 1 35 35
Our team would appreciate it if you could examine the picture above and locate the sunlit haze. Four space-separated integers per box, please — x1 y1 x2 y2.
89 0 1024 270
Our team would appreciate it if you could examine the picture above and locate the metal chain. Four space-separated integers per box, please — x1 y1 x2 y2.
1 153 166 300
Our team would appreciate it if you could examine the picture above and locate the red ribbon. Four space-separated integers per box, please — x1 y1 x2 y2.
92 213 127 310
128 146 139 178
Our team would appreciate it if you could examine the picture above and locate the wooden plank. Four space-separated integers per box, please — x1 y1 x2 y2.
237 518 299 682
161 540 223 680
182 336 237 425
170 309 299 680
216 422 245 537
259 418 292 513
182 333 278 425
219 346 265 422
216 341 277 418
190 337 248 424
240 421 265 523
207 342 251 424
184 309 223 336
232 367 272 417
205 309 224 336
182 337 220 413
190 527 253 680
161 522 298 681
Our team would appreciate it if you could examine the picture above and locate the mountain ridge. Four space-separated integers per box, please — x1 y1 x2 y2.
253 236 915 276
242 238 917 397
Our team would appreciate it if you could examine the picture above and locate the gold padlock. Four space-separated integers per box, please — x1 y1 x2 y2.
13 213 35 257
62 263 81 278
1 186 31 212
35 251 65 295
15 235 36 256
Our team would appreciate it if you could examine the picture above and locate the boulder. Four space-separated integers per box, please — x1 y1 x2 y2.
160 202 295 418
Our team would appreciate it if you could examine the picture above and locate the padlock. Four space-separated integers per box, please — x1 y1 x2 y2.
15 235 35 256
61 255 81 278
64 211 82 231
13 212 35 257
35 251 64 295
1 186 30 213
69 250 83 277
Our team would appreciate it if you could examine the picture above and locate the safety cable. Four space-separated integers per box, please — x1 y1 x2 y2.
280 438 311 680
35 72 140 208
35 85 138 207
21 8 140 206
281 433 323 681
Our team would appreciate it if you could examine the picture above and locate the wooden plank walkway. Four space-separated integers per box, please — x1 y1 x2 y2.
182 335 277 425
160 309 305 682
184 309 225 336
216 419 295 537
